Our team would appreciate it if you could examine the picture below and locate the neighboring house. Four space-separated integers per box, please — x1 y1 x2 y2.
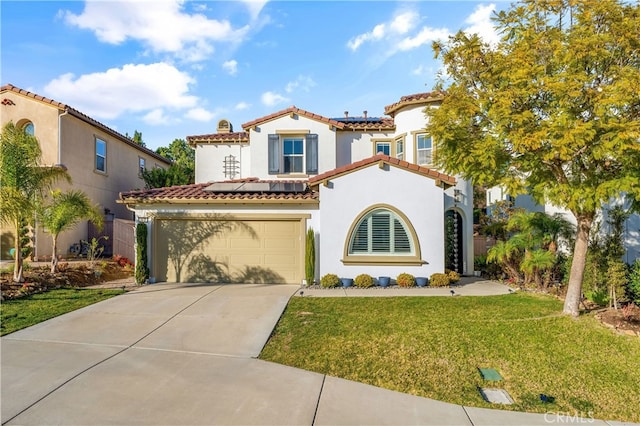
486 188 640 264
119 92 475 284
0 84 171 260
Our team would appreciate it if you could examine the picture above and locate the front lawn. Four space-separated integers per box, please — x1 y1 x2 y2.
1 288 124 336
260 293 640 422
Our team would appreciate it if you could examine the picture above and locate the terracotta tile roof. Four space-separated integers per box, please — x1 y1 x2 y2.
119 177 319 204
332 116 396 131
384 91 445 117
1 84 171 165
308 153 456 187
241 106 346 130
186 131 249 146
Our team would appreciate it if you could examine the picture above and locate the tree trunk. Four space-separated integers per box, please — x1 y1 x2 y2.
13 220 24 283
563 215 593 317
50 235 58 274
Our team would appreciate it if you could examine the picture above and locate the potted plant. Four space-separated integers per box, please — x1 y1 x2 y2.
340 277 354 287
378 276 391 287
415 277 429 287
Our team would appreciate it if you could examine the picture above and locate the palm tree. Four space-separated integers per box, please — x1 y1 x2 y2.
520 249 555 288
0 122 69 282
39 190 104 273
487 239 522 283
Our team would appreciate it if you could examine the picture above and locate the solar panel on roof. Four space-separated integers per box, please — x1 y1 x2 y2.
203 181 307 193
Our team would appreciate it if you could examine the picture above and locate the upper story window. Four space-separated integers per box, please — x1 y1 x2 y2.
138 157 146 176
23 122 35 136
396 137 404 160
95 138 107 173
268 133 318 175
375 141 391 156
343 205 423 265
416 134 433 165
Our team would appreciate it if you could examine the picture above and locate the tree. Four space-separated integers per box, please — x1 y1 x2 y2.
142 139 195 188
427 0 640 316
39 190 103 273
126 130 145 147
0 122 70 282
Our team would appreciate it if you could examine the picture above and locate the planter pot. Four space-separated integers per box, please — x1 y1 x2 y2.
415 277 429 287
378 276 391 287
340 278 353 288
474 271 482 277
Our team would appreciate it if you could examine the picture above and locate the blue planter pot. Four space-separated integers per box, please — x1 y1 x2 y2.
415 277 429 287
378 276 391 287
341 278 353 288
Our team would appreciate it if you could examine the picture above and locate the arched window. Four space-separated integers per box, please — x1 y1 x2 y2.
343 205 423 265
23 121 35 135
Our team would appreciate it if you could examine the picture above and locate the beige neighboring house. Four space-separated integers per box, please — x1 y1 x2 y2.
1 83 171 261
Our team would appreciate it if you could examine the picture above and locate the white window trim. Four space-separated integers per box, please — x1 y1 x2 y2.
95 138 107 174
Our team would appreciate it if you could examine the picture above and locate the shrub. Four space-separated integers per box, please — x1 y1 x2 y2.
447 270 461 283
354 273 374 288
628 259 640 305
320 273 340 288
135 223 149 285
585 288 609 306
396 273 415 287
430 273 451 287
305 229 315 285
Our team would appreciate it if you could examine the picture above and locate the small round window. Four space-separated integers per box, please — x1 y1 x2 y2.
23 122 35 136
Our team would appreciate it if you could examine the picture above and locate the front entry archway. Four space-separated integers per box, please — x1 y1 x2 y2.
445 210 463 274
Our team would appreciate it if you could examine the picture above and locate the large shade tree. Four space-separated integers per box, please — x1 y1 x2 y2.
427 0 640 316
0 122 70 281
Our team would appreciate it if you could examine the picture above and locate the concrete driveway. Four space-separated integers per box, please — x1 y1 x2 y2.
1 283 616 425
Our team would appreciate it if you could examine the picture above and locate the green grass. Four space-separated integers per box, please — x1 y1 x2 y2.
260 293 640 422
1 288 124 336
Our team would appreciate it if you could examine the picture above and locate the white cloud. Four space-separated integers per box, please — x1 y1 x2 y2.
223 59 238 76
347 11 418 51
285 75 316 93
412 65 425 76
43 62 198 120
63 0 249 62
261 91 289 107
240 0 269 21
397 27 451 51
143 108 171 125
464 4 499 46
185 107 216 122
235 101 251 110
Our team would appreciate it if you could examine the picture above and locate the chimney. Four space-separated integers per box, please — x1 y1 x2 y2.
363 110 368 121
344 111 349 118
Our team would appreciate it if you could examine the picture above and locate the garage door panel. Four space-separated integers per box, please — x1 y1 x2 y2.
154 219 302 284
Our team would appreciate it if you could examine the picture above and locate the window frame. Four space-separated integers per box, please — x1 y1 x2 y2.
138 156 146 177
395 136 404 160
372 139 392 156
342 204 424 266
282 137 304 173
23 121 35 136
414 132 433 166
268 133 318 176
95 138 107 174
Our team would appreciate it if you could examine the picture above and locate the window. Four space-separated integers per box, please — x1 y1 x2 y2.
23 122 35 136
138 157 146 176
95 138 106 173
268 133 318 175
343 205 423 265
396 137 404 160
375 141 391 155
283 138 304 173
416 134 432 165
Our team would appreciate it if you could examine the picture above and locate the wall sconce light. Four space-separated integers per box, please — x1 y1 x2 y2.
454 189 461 203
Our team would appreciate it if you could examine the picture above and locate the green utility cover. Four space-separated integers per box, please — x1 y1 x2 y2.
479 368 503 381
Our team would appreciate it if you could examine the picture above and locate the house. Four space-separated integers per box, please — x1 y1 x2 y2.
119 92 475 284
0 84 171 261
486 188 640 264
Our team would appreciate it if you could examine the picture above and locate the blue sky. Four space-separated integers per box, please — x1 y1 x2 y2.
1 1 504 151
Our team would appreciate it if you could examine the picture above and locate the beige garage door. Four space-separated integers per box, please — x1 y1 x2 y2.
153 218 302 284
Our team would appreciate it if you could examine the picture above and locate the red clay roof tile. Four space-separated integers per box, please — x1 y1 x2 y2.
241 106 346 130
186 131 249 145
383 91 445 117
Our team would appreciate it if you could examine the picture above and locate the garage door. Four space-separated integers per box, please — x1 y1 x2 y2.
153 218 303 284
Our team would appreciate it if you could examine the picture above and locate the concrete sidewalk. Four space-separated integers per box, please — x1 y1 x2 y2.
1 282 632 425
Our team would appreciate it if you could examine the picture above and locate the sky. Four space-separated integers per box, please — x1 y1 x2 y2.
1 0 505 151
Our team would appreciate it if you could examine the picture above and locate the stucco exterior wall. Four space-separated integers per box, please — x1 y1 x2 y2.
194 143 250 183
317 164 446 280
248 114 337 179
